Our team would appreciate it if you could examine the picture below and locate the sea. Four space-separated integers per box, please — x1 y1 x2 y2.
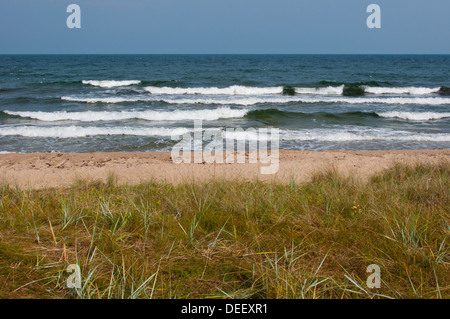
0 54 449 153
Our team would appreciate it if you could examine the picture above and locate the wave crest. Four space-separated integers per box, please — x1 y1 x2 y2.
82 80 141 88
0 126 195 138
377 111 450 121
61 95 450 106
3 107 248 122
144 85 283 95
2 125 449 142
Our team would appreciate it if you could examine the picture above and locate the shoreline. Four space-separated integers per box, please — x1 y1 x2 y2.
0 149 449 189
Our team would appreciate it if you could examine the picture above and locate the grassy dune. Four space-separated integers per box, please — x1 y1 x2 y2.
0 162 448 299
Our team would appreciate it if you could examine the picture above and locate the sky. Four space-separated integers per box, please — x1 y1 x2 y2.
0 0 449 54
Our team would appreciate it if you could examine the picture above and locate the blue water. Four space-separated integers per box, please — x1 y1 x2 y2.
0 54 449 153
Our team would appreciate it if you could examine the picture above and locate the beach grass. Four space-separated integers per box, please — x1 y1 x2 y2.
0 161 448 299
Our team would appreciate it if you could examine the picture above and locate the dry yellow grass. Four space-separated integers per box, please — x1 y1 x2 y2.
0 161 448 299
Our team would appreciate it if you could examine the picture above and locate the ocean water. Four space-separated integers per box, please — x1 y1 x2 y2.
0 54 449 153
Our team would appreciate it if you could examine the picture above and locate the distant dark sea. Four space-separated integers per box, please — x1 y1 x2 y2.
0 54 449 153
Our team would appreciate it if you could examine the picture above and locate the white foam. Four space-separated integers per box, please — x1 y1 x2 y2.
224 128 450 142
145 85 343 96
144 85 283 95
223 130 276 141
145 85 441 96
277 128 450 142
1 125 449 142
295 85 344 95
364 86 440 95
61 96 149 103
377 111 450 121
82 80 141 88
0 126 195 138
160 96 450 106
62 95 450 106
4 107 248 122
79 83 442 96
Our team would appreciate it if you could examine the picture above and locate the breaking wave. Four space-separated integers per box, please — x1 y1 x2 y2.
144 85 283 95
61 95 450 106
376 111 450 121
0 126 196 138
3 107 248 122
82 80 142 88
2 125 449 142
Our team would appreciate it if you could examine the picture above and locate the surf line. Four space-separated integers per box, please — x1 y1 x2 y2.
170 120 280 175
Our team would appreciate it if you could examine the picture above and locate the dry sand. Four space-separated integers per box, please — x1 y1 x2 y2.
0 149 448 189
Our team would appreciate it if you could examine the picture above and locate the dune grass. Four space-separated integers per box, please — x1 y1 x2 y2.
0 161 448 299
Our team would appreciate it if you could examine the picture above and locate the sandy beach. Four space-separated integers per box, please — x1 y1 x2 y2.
0 149 448 188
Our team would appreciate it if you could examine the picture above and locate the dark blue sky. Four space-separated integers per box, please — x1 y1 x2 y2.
1 0 449 54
